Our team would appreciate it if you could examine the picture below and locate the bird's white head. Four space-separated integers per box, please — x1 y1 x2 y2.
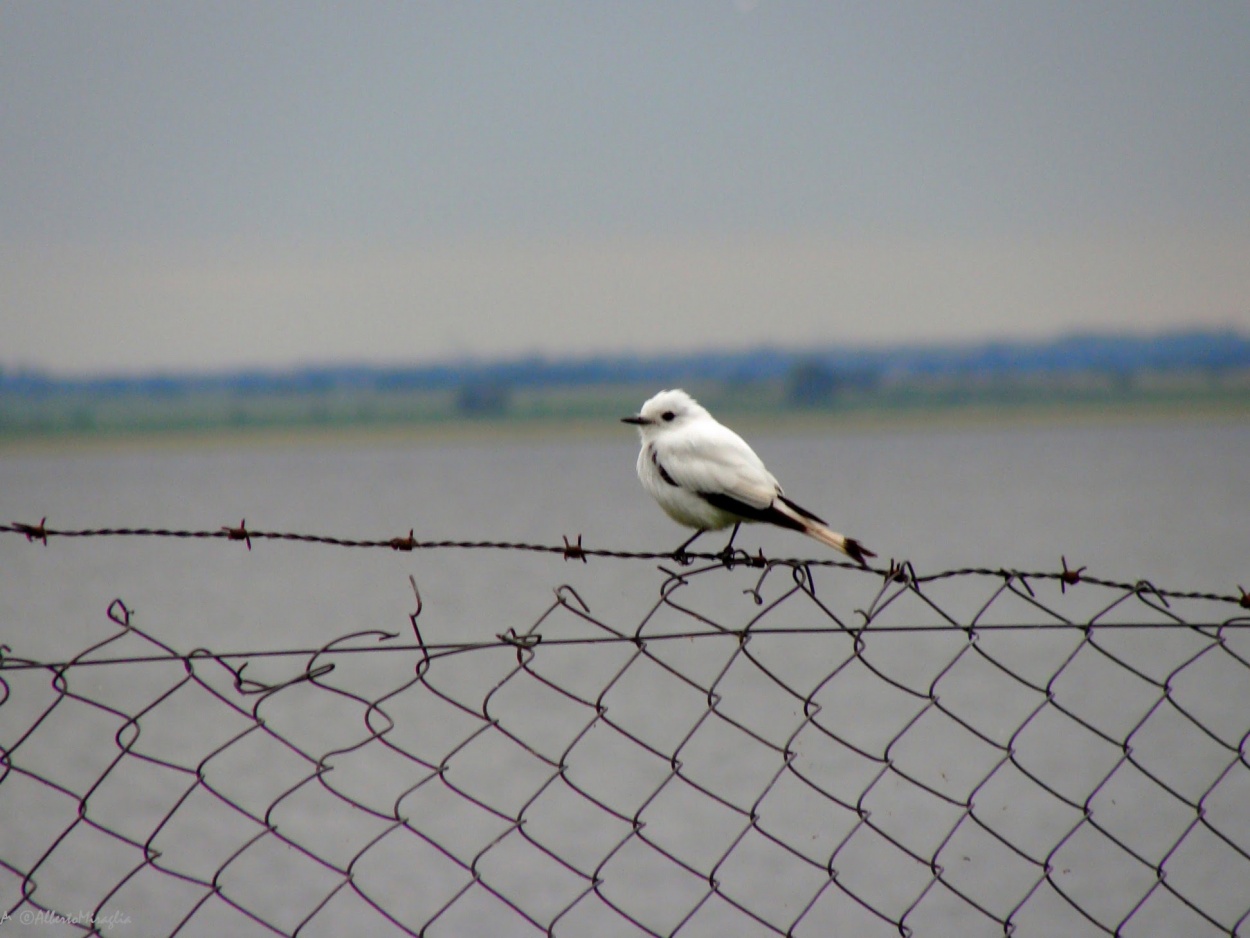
621 389 710 438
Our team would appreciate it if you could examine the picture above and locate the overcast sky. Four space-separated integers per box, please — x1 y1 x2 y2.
3 2 1248 375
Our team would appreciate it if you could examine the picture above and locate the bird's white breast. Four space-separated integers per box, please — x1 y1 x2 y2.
636 442 739 531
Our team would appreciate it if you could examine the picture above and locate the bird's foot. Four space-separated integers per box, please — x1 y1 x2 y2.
717 546 768 569
670 530 707 566
712 523 744 567
671 547 696 566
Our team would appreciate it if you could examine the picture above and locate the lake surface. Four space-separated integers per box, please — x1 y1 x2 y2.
3 414 1245 652
1 413 1247 936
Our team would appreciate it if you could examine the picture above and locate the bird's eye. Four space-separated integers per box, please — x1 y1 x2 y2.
661 411 676 422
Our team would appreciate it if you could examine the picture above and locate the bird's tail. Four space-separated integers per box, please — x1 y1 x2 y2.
802 523 876 566
773 496 876 566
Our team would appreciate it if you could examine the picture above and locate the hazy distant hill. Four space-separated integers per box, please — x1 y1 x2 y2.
3 328 1247 397
2 328 1247 437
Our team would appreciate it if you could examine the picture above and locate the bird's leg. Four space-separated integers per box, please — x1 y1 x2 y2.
672 529 705 565
716 523 743 564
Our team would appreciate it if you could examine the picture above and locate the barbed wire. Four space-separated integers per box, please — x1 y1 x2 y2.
4 519 1247 607
2 524 1249 935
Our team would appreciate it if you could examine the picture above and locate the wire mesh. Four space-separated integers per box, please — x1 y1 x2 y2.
2 523 1249 936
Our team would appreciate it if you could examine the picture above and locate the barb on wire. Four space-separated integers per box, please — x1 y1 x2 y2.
221 517 252 550
561 533 587 562
11 516 48 544
1060 554 1086 592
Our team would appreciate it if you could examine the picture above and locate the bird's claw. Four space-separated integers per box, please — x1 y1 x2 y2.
671 548 696 566
716 546 759 568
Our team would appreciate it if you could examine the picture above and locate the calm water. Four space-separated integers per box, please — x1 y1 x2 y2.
2 415 1245 657
1 414 1247 936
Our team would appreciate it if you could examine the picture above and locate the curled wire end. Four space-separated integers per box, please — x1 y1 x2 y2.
554 584 590 613
107 599 133 629
412 577 432 665
658 567 691 598
408 575 423 619
222 518 252 550
1134 579 1171 609
562 534 587 563
229 660 266 694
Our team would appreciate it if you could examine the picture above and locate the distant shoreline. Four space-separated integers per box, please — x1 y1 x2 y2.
5 328 1248 450
4 392 1246 456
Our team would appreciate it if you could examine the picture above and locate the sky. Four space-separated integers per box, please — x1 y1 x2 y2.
3 2 1249 375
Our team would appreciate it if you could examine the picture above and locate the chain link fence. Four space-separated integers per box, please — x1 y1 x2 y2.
2 523 1249 936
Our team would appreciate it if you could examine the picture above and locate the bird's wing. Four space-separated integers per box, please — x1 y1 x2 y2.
657 421 781 510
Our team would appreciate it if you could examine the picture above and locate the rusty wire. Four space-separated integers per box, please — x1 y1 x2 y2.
1 524 1249 936
3 520 1246 606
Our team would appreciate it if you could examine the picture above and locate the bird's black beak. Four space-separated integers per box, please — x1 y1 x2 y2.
621 415 648 425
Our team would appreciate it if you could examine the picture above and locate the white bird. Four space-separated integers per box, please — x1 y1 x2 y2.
622 389 875 564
